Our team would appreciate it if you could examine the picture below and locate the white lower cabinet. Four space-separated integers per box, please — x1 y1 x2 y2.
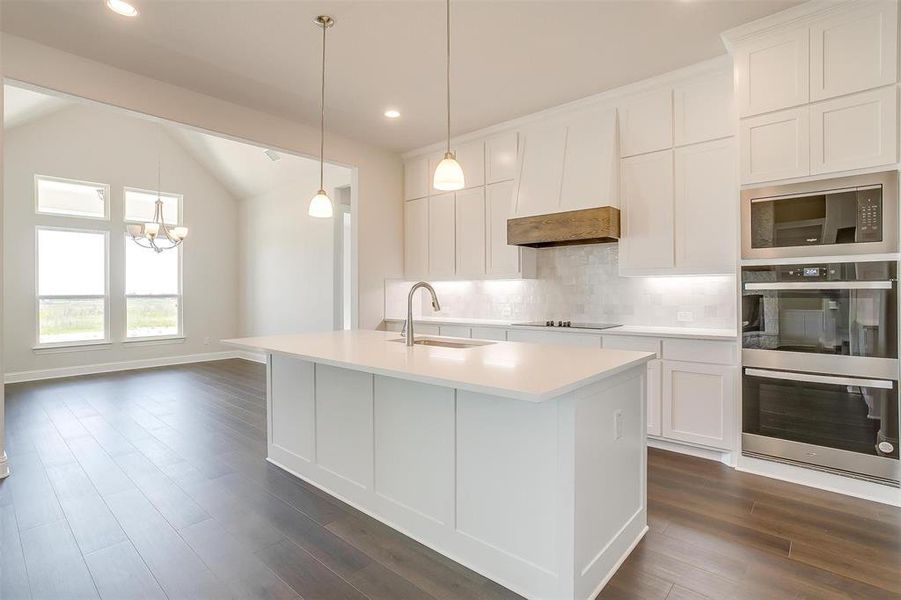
506 329 601 347
661 360 736 450
471 326 507 341
647 360 662 437
438 325 471 338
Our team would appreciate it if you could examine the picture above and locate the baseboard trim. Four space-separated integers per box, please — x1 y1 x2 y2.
3 350 246 384
236 350 267 364
647 437 735 466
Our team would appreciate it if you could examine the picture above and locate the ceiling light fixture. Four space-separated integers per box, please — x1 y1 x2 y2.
106 0 138 17
433 0 464 191
128 139 188 253
384 109 401 119
309 15 335 219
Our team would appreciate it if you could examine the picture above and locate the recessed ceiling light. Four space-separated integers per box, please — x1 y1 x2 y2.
106 0 138 17
384 109 401 119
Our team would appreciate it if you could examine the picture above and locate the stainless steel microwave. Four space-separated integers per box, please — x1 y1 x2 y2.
742 171 898 260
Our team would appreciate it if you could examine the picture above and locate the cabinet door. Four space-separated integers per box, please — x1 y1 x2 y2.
514 123 567 217
429 193 456 277
735 28 809 117
674 71 735 146
810 2 898 101
455 140 485 189
438 325 471 338
810 87 897 175
471 326 506 341
620 150 674 272
740 107 809 184
455 187 486 278
619 88 673 157
487 132 519 183
404 157 429 201
560 107 619 210
486 181 520 276
404 197 429 278
674 138 737 272
647 359 662 437
662 361 735 450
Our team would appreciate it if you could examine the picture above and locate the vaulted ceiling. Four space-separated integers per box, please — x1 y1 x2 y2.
1 1 801 152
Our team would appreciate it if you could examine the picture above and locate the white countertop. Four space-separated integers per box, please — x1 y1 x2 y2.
384 316 737 341
224 330 654 402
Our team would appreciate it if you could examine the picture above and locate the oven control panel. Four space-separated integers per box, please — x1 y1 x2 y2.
856 190 883 242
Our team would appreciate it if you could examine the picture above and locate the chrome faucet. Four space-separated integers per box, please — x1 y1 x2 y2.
403 282 441 347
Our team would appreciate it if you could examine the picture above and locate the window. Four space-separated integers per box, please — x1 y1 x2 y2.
124 188 180 225
36 175 109 219
125 236 181 338
37 228 108 345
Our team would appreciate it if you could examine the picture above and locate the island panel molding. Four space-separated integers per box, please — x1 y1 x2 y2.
226 331 653 599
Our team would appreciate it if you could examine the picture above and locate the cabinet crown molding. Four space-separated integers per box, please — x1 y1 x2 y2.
721 0 888 51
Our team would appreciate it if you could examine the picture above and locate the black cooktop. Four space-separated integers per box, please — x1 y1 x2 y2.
510 321 621 330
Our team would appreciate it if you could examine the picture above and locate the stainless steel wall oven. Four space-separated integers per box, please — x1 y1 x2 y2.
741 259 899 485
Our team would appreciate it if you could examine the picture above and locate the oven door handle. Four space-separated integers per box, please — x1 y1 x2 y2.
744 281 894 291
744 368 894 389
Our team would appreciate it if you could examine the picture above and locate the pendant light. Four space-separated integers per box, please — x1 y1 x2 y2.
433 0 465 191
309 15 335 218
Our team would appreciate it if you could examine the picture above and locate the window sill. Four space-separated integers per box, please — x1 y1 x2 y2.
122 336 186 347
33 341 113 354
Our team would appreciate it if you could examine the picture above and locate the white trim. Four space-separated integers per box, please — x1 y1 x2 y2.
740 252 901 266
3 350 243 384
236 350 267 364
34 173 111 221
33 340 113 354
647 436 735 466
402 55 732 160
122 335 186 347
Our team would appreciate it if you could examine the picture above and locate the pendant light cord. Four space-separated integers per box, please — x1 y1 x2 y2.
320 19 326 191
446 0 451 155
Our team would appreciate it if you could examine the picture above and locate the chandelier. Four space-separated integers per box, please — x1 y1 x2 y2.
127 197 188 253
128 145 188 253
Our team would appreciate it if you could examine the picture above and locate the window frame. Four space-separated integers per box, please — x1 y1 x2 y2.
34 225 111 349
123 186 183 226
34 174 111 221
122 233 184 343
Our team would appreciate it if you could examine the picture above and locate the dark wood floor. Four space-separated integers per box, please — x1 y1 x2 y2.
1 360 898 600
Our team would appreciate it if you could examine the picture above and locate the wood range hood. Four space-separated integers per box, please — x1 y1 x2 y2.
507 206 620 248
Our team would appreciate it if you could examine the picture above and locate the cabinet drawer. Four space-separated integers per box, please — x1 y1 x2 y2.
602 335 661 358
662 339 736 365
506 329 601 347
438 325 471 338
471 327 507 341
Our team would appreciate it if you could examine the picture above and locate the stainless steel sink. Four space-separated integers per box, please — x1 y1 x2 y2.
390 337 496 349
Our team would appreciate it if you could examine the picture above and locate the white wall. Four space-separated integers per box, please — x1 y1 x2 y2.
3 103 239 375
238 176 349 336
2 35 404 331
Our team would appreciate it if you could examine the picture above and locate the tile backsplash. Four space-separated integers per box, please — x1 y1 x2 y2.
386 244 736 329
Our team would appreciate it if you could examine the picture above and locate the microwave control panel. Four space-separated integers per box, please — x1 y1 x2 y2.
856 189 883 242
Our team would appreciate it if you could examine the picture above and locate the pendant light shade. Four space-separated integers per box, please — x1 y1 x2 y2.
433 0 465 191
309 15 335 218
433 152 465 191
308 189 333 218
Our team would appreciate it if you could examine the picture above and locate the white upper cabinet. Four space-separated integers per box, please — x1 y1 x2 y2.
620 150 674 273
810 86 898 175
560 107 619 210
404 197 429 278
735 27 809 117
514 123 567 217
486 181 517 276
455 187 486 278
404 157 429 201
454 140 486 189
810 2 898 102
740 107 810 184
618 88 673 157
428 192 456 277
674 71 735 146
486 132 519 184
675 139 737 272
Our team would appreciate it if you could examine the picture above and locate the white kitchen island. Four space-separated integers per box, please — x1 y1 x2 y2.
224 330 654 600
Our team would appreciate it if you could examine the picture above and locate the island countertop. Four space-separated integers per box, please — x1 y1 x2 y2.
224 329 654 402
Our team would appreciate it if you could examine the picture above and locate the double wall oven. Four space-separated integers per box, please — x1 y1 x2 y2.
741 172 900 486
